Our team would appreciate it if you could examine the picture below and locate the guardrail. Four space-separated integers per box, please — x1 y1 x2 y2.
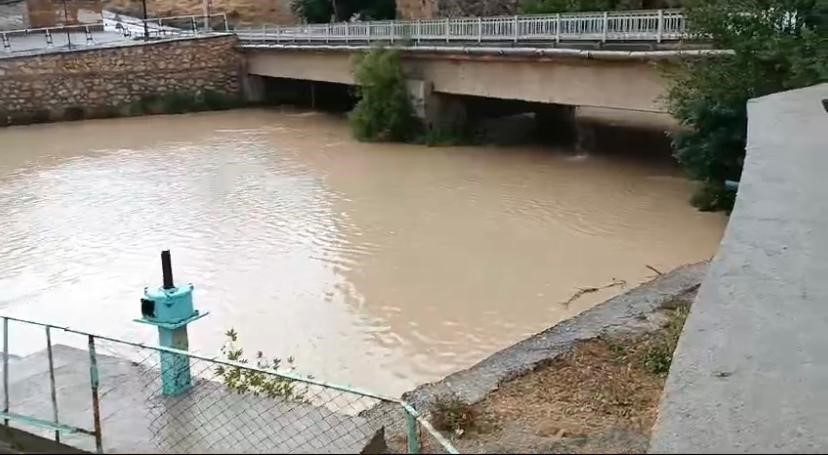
0 13 228 53
236 9 686 45
0 315 457 454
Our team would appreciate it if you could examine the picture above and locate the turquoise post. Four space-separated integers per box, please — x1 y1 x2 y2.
136 251 207 397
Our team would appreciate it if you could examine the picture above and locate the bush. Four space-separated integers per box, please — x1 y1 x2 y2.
349 49 420 142
215 328 307 401
431 393 477 437
667 0 827 211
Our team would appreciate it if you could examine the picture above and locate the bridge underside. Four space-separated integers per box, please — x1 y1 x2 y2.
244 48 669 113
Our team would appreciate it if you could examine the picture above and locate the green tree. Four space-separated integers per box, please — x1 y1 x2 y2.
349 49 419 141
668 0 826 211
290 0 396 23
520 0 641 14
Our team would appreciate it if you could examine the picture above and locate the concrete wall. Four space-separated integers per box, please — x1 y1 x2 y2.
0 0 29 30
650 83 828 452
0 35 242 124
245 49 669 112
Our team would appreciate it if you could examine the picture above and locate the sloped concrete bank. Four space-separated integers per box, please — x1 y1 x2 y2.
367 262 707 435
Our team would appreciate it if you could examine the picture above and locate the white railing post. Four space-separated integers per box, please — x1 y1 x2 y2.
555 13 561 43
513 15 519 42
367 22 372 43
602 11 608 42
416 20 421 44
326 24 330 43
391 22 395 44
345 21 350 43
444 17 449 42
657 9 663 43
477 17 482 43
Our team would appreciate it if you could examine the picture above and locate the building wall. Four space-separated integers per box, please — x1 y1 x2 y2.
0 35 242 123
103 0 297 26
26 0 103 28
0 0 29 30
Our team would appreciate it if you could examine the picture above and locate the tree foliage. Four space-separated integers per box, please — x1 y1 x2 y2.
290 0 396 23
349 49 419 142
667 0 826 210
520 0 642 14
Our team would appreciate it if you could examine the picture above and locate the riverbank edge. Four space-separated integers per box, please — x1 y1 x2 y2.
365 262 707 439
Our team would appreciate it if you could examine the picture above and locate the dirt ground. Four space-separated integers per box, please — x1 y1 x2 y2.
418 291 694 454
104 0 297 26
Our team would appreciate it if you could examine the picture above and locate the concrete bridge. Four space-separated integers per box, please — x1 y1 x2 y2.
0 9 729 135
233 9 727 133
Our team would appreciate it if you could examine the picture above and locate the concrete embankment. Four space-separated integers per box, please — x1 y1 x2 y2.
650 83 828 453
366 262 707 429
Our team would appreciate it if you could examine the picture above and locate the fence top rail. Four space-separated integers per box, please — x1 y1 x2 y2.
0 314 403 405
1 13 228 36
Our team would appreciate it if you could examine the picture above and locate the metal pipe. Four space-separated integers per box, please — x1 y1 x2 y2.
161 250 174 290
46 327 60 442
3 317 7 427
87 335 103 454
238 43 735 61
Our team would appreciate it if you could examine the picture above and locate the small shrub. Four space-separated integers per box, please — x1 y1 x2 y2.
349 49 420 142
643 303 690 376
215 328 307 401
431 393 477 436
418 127 471 147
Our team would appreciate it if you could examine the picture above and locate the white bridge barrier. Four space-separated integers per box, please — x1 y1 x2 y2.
236 9 686 45
1 9 687 55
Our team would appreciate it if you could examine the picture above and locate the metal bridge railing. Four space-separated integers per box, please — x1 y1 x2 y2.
236 9 686 45
0 13 230 53
0 315 457 454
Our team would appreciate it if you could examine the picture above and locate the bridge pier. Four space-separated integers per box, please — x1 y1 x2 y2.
535 105 577 145
407 80 468 135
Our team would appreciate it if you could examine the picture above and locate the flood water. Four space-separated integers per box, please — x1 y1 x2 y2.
0 109 725 396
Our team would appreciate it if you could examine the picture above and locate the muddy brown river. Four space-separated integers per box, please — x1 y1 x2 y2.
0 109 725 395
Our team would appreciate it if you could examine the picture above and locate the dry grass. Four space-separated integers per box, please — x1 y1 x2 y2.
447 300 692 454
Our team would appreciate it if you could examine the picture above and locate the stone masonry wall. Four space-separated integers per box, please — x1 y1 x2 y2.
0 35 242 123
0 0 29 30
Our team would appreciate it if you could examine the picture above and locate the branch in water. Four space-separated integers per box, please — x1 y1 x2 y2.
646 264 664 276
561 278 627 306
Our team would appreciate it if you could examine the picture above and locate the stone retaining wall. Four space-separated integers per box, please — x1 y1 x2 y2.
0 35 242 125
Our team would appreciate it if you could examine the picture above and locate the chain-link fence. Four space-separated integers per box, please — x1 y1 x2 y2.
0 316 457 454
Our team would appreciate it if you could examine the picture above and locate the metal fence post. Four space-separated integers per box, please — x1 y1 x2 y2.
345 22 349 43
224 14 229 32
657 9 663 43
444 17 449 42
87 335 103 454
405 407 421 454
513 15 519 43
477 17 482 43
555 13 561 43
3 317 8 427
391 22 395 44
416 20 420 44
1 33 9 52
602 11 608 42
46 327 60 443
